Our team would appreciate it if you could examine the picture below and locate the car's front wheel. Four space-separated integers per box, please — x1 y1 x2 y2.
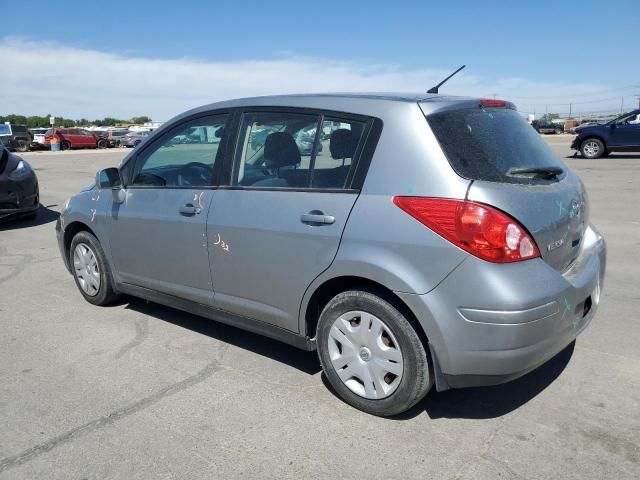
317 290 432 416
70 231 120 305
580 138 605 159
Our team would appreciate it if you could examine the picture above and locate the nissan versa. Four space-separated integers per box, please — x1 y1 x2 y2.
56 93 606 416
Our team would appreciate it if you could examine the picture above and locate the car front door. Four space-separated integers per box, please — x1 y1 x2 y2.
609 113 640 148
207 109 374 332
106 113 230 305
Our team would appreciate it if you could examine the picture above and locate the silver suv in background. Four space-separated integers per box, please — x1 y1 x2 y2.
56 93 606 416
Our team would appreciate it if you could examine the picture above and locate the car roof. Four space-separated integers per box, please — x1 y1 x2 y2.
165 92 481 129
194 92 473 110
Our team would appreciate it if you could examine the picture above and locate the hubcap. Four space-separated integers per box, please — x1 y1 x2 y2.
73 243 100 296
328 311 404 399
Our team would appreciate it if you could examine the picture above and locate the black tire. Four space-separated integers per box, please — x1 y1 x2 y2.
15 139 29 152
69 231 120 306
97 139 107 149
580 138 605 159
555 128 563 135
61 140 71 150
317 289 432 417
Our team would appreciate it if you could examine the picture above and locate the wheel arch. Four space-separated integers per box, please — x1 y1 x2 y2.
302 275 430 349
63 221 97 266
580 134 608 150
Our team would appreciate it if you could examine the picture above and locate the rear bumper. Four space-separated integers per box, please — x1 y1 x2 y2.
397 224 606 390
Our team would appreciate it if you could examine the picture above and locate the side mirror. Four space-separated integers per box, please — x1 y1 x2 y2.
96 167 125 204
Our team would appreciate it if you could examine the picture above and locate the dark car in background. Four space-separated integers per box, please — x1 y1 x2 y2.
0 124 33 152
0 146 39 220
571 109 640 158
44 128 102 150
531 119 564 134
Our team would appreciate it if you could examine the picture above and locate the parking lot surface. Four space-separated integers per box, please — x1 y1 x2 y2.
1 138 639 479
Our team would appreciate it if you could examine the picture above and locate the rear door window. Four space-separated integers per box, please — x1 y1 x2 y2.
426 107 565 184
233 111 367 190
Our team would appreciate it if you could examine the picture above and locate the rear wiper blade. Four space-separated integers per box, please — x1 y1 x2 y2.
508 166 564 179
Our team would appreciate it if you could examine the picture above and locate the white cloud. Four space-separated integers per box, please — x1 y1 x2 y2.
0 37 628 120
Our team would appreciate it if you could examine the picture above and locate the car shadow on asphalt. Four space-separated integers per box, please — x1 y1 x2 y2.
399 341 575 420
0 205 60 230
567 153 640 160
123 298 322 375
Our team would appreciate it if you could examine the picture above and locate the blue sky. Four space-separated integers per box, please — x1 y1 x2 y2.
2 0 638 119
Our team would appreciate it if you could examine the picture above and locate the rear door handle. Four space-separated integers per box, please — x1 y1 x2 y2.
179 203 201 216
301 211 335 225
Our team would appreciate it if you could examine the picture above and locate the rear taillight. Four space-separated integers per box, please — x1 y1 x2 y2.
393 197 540 263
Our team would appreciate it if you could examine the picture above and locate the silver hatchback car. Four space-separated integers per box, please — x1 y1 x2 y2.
56 93 606 416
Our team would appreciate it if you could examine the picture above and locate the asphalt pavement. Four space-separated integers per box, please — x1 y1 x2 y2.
0 138 638 479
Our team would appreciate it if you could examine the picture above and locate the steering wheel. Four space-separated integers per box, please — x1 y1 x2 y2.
178 162 212 186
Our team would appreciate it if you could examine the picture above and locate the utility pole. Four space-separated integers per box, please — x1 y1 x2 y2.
569 103 572 117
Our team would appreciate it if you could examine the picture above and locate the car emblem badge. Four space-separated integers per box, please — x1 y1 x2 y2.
569 199 583 219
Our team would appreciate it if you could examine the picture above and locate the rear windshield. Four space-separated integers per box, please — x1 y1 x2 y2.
427 107 565 183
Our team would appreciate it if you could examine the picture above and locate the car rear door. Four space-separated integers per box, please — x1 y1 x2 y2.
106 113 230 305
207 109 375 332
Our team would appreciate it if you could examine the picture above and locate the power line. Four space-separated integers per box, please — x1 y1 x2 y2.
503 85 636 100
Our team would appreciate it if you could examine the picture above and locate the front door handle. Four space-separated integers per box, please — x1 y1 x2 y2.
179 203 201 216
301 211 335 225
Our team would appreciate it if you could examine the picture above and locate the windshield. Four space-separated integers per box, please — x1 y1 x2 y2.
0 125 10 135
427 107 565 184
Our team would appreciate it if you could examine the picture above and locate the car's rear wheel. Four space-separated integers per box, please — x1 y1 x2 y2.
580 138 605 159
61 140 71 150
97 139 107 149
70 231 120 306
317 289 432 416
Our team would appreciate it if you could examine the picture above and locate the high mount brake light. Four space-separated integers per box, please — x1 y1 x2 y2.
393 197 540 263
480 99 507 108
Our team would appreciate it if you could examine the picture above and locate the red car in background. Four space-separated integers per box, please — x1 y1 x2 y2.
44 128 105 150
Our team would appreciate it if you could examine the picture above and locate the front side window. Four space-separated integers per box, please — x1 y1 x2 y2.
234 111 366 189
131 115 228 188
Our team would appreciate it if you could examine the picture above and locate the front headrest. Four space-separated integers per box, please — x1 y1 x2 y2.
264 132 301 168
329 128 357 159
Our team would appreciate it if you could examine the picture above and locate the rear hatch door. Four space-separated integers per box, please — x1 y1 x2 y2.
424 102 587 271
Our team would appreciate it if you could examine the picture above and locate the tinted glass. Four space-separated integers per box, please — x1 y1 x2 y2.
235 112 320 188
132 115 227 188
0 125 10 135
311 118 366 189
427 107 565 183
13 126 27 133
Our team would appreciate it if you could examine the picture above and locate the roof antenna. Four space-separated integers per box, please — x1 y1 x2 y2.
427 65 466 94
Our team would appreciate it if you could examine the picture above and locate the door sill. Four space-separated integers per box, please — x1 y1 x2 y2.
118 282 316 351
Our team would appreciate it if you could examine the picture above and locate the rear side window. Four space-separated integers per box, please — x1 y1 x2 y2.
427 107 565 183
234 111 366 190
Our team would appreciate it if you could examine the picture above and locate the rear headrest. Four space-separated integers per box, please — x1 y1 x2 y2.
329 128 357 159
264 132 301 168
